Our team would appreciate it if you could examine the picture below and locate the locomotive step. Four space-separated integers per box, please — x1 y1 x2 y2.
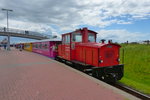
83 69 92 72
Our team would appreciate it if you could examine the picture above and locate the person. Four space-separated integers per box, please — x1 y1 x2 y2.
4 44 7 50
4 27 6 32
19 44 22 51
52 44 58 52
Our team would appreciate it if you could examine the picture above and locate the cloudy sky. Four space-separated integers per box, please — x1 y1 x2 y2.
0 0 150 43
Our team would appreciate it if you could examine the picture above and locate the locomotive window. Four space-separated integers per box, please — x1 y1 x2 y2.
107 45 112 48
65 35 70 44
68 35 70 43
65 35 67 44
72 33 82 42
62 36 65 44
88 33 95 42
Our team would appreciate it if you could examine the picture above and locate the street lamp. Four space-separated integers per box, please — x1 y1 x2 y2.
2 8 13 51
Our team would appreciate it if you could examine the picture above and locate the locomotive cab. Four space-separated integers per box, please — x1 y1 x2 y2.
58 28 97 60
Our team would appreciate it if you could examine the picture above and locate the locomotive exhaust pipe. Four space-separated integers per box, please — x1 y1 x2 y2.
108 40 112 44
101 39 106 43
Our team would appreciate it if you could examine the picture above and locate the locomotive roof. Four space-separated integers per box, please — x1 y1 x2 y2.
62 28 98 35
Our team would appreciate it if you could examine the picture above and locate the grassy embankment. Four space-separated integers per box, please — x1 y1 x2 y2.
119 44 150 95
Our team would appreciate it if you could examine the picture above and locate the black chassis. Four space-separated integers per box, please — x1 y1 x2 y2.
92 64 124 82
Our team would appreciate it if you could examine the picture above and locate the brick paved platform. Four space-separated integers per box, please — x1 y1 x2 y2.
0 48 139 100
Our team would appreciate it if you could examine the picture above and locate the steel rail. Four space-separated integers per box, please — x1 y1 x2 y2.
110 82 150 100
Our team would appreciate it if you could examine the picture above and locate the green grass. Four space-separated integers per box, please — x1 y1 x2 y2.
119 44 150 95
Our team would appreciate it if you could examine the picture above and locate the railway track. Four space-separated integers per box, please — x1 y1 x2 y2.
111 82 150 100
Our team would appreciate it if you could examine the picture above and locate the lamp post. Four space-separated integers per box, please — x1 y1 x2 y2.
2 8 13 51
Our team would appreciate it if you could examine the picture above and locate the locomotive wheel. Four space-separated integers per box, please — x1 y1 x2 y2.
71 62 75 68
92 69 99 78
54 56 59 61
92 71 97 78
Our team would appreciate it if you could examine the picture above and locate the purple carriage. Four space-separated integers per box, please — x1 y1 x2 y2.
32 39 61 58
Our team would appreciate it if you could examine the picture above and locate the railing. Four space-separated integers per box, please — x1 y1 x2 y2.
0 27 52 39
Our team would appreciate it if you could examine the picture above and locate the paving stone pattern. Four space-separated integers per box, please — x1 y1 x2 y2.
0 48 125 100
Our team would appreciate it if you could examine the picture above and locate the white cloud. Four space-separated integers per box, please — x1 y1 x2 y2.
97 29 150 43
0 0 150 30
0 0 150 42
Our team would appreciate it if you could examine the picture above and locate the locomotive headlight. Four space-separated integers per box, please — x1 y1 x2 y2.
117 58 120 62
99 60 103 63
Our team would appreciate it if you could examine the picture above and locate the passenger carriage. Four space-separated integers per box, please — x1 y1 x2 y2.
32 39 61 58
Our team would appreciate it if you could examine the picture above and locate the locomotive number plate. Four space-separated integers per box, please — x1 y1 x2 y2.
107 45 112 48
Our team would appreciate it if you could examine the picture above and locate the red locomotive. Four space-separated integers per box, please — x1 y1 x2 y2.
57 27 123 82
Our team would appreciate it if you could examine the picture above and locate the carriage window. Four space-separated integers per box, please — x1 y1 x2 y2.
39 44 42 49
36 44 38 48
43 44 48 49
33 44 35 48
88 33 95 42
72 33 82 42
25 44 30 48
